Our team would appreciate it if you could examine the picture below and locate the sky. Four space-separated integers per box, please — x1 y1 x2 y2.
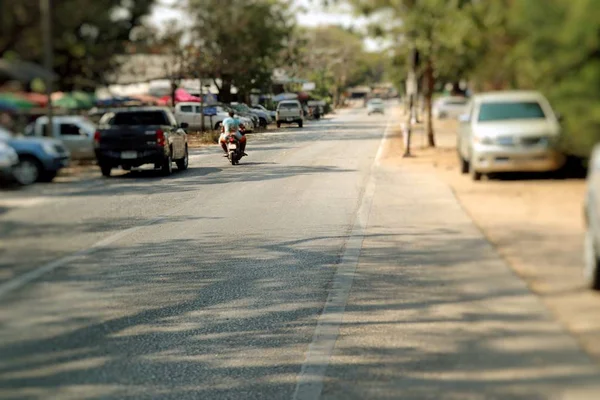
150 0 383 51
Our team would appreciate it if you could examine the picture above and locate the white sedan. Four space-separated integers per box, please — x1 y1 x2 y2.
457 91 565 181
433 96 468 119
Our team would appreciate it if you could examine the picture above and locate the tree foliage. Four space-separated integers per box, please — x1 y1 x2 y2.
0 0 155 91
186 0 296 102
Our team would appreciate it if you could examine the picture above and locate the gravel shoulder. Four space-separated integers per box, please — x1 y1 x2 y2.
382 113 600 363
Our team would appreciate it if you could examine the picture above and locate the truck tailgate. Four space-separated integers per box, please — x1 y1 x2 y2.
98 126 161 151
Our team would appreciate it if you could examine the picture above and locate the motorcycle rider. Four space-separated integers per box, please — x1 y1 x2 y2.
219 110 247 157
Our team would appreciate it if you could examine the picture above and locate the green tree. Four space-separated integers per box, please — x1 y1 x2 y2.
0 0 156 91
187 0 296 102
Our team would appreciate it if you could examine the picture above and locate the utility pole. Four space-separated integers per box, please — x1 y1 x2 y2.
404 46 419 158
40 0 54 137
199 78 205 132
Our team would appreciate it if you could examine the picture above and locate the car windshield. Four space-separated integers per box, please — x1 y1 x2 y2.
279 102 299 109
112 111 169 125
478 101 546 122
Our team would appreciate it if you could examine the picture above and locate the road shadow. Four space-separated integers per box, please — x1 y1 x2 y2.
0 229 598 398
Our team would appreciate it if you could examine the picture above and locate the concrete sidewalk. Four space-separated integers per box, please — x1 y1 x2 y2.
320 156 600 399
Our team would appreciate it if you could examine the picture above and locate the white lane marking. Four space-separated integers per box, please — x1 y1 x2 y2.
292 117 392 400
0 214 168 300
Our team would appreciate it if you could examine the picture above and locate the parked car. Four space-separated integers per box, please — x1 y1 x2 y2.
367 98 385 115
0 126 69 185
24 115 96 160
215 105 254 131
0 134 19 183
175 102 231 131
433 96 468 119
95 107 188 177
457 91 565 181
217 103 257 131
584 144 600 291
251 104 276 120
231 103 269 128
276 100 304 128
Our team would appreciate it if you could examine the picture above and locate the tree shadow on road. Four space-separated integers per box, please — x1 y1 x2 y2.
0 228 598 398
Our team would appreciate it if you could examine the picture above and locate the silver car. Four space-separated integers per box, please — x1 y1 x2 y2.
0 138 19 182
433 96 468 119
584 144 600 290
458 91 565 181
367 98 385 115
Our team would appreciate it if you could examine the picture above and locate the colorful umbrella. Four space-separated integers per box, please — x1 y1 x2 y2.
0 93 35 109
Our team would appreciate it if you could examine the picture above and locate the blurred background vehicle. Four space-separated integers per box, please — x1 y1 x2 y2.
584 144 600 291
0 136 19 183
251 104 276 120
175 102 232 131
433 96 468 119
366 98 385 115
95 107 188 177
231 103 270 128
0 126 69 185
457 91 564 181
276 100 304 128
24 115 96 160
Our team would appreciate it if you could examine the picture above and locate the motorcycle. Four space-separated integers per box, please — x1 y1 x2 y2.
226 134 242 165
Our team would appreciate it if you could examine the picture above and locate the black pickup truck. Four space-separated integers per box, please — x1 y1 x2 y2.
95 107 189 177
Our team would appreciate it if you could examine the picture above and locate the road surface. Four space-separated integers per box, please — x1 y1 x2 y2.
1 106 599 399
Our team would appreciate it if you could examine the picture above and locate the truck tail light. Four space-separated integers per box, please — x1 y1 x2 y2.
94 131 101 146
156 129 165 146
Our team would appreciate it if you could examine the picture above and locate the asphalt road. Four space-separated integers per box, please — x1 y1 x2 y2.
0 110 384 399
1 107 599 400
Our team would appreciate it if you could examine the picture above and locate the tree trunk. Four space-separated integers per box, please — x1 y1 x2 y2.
425 59 435 148
219 79 233 103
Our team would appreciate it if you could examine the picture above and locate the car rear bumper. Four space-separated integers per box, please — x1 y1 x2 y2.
471 147 565 173
95 149 165 167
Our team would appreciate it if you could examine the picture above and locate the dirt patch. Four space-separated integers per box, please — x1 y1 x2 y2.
386 111 600 363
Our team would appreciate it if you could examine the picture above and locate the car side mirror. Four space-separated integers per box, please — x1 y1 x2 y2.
458 114 470 124
180 122 189 129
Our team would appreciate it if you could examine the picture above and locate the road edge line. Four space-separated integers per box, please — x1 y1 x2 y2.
292 114 394 400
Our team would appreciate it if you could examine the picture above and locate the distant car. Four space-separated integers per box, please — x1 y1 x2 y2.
231 103 270 128
175 102 234 131
433 96 468 119
95 107 188 177
367 98 385 115
0 135 19 183
457 91 565 181
24 115 96 160
276 100 304 128
0 126 70 185
251 104 276 120
584 144 600 291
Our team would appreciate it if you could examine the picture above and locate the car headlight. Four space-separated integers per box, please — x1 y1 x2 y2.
42 142 59 156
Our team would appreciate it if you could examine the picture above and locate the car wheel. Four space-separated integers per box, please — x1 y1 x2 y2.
161 153 173 176
259 118 267 128
214 122 222 131
100 164 112 177
470 166 482 181
584 226 600 290
277 122 281 128
298 120 303 128
13 156 41 185
176 146 189 171
460 155 469 174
